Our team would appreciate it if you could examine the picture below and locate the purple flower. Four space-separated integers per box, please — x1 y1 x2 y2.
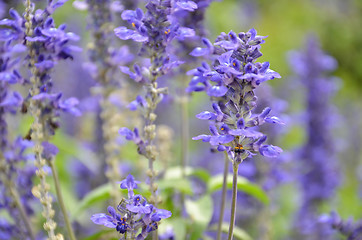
58 97 82 116
119 127 142 145
191 28 283 164
119 174 140 191
175 0 198 12
120 64 147 83
289 36 340 239
259 145 283 158
0 91 22 113
119 174 140 199
150 208 172 222
41 141 59 160
192 124 234 147
207 85 228 97
92 174 172 238
91 206 129 234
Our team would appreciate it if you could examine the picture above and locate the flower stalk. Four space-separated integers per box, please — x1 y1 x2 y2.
23 1 81 239
190 28 284 240
86 0 127 204
49 160 77 240
24 1 59 238
217 151 230 240
0 153 36 240
116 0 196 208
228 161 240 240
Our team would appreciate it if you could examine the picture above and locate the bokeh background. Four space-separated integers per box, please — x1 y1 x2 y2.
1 0 362 239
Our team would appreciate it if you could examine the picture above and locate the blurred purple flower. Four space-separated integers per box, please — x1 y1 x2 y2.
289 35 340 239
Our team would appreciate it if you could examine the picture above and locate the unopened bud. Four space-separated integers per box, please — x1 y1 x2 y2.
31 186 41 198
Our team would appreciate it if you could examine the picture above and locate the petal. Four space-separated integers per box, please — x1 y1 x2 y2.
217 51 233 65
121 10 136 21
217 134 234 144
41 142 59 158
192 134 211 142
114 26 134 40
119 127 134 141
207 85 228 97
90 213 116 228
0 72 17 84
248 28 257 40
236 118 245 129
259 107 271 119
265 116 285 125
190 47 209 57
177 27 195 40
176 1 198 11
259 145 283 158
196 111 216 120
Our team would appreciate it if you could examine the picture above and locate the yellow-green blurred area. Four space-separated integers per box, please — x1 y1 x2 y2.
3 0 362 239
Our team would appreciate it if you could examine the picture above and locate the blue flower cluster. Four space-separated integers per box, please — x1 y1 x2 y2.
319 211 362 240
91 174 171 240
115 0 195 83
0 4 82 132
190 29 284 163
0 2 83 238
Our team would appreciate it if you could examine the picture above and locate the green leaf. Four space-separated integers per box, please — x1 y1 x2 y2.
157 178 193 195
72 182 150 221
81 229 116 240
209 223 253 240
161 217 187 240
164 166 211 183
72 183 112 220
185 195 213 240
207 174 269 205
52 131 100 173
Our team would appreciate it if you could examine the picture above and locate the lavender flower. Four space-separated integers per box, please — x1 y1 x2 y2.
91 174 171 239
0 138 36 240
190 28 282 239
0 13 36 239
319 212 362 240
191 29 283 161
9 1 82 239
116 0 194 205
289 36 340 239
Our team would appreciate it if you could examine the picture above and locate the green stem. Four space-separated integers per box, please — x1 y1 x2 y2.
49 160 77 240
1 153 35 240
227 162 239 240
180 95 189 177
217 152 229 240
180 94 189 215
153 230 158 240
9 181 36 240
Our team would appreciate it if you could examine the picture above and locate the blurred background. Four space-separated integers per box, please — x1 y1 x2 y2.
1 0 362 239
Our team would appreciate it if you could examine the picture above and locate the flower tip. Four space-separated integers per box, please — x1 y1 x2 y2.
259 145 283 158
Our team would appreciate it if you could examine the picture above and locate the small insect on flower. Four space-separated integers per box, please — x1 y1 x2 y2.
23 128 32 140
233 143 244 153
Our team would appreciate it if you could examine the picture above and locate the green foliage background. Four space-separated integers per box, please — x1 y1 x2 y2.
5 0 362 239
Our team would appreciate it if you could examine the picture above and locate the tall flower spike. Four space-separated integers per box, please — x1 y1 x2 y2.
0 31 36 239
116 0 194 206
84 0 133 205
191 28 283 161
190 28 283 240
22 1 81 239
289 36 340 239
